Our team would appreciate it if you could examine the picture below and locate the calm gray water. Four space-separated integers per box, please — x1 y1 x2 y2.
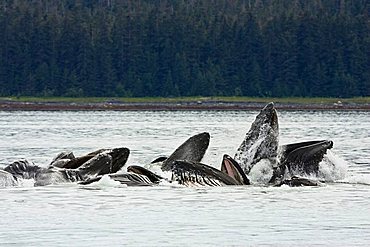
0 110 369 246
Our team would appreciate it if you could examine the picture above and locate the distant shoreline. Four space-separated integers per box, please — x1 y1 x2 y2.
0 98 369 111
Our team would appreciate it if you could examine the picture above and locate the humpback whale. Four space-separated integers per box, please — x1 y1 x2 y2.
34 152 113 186
1 147 130 187
170 160 242 186
234 102 279 174
50 147 129 175
127 165 164 183
83 158 243 187
82 103 334 187
226 102 334 186
79 165 165 186
79 172 154 186
80 132 210 186
1 102 338 188
186 101 280 186
4 159 41 180
164 102 334 187
279 140 334 176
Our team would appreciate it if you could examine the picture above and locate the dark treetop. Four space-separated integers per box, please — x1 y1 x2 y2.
0 0 369 98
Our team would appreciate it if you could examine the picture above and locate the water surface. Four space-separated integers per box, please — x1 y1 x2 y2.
0 110 369 246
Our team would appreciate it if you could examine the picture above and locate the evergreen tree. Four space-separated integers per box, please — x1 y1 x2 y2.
0 0 368 97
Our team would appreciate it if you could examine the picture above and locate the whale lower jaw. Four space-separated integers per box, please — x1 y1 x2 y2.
79 173 153 186
170 160 242 186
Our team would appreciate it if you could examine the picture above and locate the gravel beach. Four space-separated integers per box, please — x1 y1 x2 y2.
0 100 369 111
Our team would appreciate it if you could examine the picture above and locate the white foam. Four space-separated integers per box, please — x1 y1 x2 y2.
248 159 274 185
318 150 348 181
18 178 36 187
144 162 172 180
93 175 125 187
158 179 173 186
341 174 370 185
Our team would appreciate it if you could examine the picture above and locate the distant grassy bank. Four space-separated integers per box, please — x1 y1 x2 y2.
1 96 369 104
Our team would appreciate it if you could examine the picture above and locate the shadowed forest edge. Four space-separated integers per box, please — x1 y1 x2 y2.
0 0 369 98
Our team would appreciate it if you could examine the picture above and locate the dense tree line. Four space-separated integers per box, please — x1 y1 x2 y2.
0 0 369 97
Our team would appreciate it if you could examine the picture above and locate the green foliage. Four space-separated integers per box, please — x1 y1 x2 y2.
0 0 369 97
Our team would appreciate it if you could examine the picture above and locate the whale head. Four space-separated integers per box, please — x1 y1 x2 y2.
234 102 279 174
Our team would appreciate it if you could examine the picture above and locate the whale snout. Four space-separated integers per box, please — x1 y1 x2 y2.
263 102 274 110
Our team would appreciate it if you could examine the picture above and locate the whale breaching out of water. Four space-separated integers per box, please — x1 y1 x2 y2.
0 102 342 188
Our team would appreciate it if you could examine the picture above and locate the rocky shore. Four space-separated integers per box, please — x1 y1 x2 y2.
0 99 369 111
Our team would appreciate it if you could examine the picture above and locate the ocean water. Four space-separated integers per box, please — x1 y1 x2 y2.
0 110 369 246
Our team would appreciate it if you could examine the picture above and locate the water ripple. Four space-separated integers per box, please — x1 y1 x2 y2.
0 110 369 246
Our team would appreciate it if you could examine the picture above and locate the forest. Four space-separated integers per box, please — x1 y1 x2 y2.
0 0 369 98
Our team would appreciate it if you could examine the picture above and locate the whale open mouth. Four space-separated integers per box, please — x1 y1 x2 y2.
221 155 250 185
280 140 334 176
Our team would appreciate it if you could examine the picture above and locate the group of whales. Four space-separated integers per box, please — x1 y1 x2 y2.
0 102 338 188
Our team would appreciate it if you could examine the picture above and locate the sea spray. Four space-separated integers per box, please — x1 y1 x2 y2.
92 174 124 187
318 150 348 181
248 159 274 185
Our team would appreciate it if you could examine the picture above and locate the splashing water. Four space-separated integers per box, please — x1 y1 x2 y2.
344 174 370 185
246 146 349 185
84 174 125 188
144 162 173 180
18 178 36 187
318 150 348 182
248 159 274 185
